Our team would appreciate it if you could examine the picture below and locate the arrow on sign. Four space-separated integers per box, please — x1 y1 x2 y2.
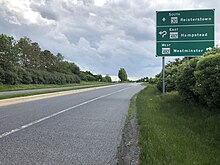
206 47 212 51
159 31 167 38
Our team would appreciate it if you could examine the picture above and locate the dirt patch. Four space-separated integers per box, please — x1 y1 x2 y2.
116 96 140 165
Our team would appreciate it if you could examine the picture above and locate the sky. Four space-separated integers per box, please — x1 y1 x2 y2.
0 0 219 80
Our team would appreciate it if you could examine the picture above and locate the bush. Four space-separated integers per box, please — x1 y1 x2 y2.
176 58 199 103
71 74 80 83
17 67 33 84
194 53 220 109
4 70 19 85
0 66 80 85
148 77 157 84
0 67 5 84
156 65 179 92
166 65 178 92
29 69 44 84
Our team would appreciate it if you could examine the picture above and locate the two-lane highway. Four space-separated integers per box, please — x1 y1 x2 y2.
0 83 144 165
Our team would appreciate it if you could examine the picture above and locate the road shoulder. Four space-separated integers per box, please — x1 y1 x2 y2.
117 95 140 165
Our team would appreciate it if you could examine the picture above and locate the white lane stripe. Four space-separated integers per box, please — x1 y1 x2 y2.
0 87 131 139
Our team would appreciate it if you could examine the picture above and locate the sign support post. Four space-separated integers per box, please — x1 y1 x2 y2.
162 56 165 96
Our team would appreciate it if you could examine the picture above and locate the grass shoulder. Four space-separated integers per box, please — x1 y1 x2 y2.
0 83 114 100
0 81 111 92
137 83 220 164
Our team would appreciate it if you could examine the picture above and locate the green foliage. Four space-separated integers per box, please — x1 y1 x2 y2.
0 33 107 85
0 82 110 92
148 77 157 84
34 70 80 84
176 58 199 103
156 74 163 91
85 74 96 81
58 61 80 75
94 74 103 82
204 46 220 56
39 50 58 71
137 85 220 164
118 68 128 82
0 34 18 70
194 53 220 109
81 71 96 82
136 77 149 82
157 59 185 92
29 69 44 84
0 66 80 85
102 75 112 82
4 70 19 85
0 67 4 84
155 47 220 109
79 71 95 82
0 33 112 85
17 37 41 68
17 67 33 84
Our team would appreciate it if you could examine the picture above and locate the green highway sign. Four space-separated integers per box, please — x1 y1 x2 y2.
157 41 214 56
156 9 215 57
157 10 214 26
157 26 214 41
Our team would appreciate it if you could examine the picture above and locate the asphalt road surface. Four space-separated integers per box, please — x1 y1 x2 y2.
0 83 144 165
0 84 105 96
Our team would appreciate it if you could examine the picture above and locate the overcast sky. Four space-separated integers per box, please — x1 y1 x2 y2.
0 0 219 80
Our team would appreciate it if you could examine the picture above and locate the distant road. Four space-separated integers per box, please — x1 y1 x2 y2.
0 83 144 165
0 84 105 96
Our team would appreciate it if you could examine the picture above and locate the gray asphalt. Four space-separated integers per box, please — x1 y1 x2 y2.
0 83 144 165
0 84 105 96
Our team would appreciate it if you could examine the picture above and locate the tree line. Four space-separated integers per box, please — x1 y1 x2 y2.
154 47 220 110
0 34 112 85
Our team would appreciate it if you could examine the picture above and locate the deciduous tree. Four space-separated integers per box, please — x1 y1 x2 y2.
118 68 128 82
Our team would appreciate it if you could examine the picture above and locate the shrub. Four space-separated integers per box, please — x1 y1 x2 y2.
72 74 80 83
0 67 5 84
176 58 199 103
0 67 80 85
17 67 33 84
4 70 19 85
29 69 44 84
194 53 220 109
156 65 179 92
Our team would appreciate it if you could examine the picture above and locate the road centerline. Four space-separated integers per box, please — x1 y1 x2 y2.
0 86 131 139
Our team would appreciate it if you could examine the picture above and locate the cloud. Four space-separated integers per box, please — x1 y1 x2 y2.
0 0 219 79
0 0 56 25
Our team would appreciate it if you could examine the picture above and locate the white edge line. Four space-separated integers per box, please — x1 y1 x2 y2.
157 24 214 28
157 40 214 43
0 87 131 139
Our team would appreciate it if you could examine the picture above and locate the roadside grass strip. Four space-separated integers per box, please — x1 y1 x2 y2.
0 82 111 92
136 84 220 165
0 84 113 100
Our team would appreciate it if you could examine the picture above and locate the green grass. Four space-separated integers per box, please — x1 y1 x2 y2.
0 81 110 92
125 95 136 124
0 83 113 100
136 84 220 165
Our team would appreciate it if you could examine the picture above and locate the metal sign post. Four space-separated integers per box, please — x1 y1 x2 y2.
162 56 165 96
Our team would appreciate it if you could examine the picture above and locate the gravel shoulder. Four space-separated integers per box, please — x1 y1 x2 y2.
117 95 140 165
